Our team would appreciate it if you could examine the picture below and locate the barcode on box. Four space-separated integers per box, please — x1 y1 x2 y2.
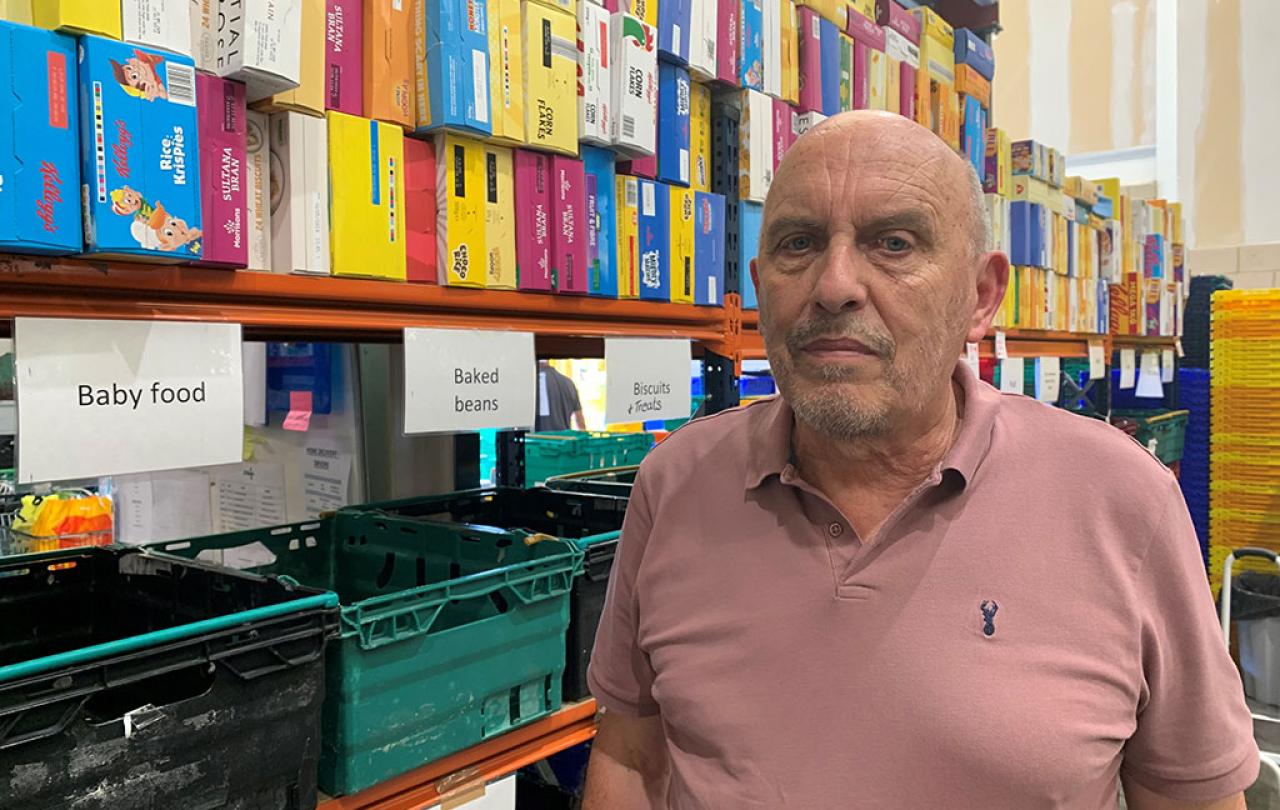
165 62 196 107
625 179 638 209
622 115 636 140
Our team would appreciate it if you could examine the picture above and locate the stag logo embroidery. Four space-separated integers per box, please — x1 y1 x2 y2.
980 600 999 637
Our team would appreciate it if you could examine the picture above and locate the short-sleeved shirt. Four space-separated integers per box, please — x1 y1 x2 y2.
536 365 582 432
588 363 1258 809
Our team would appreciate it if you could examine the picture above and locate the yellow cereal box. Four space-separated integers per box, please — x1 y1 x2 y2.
435 132 488 287
33 0 119 36
489 0 526 144
690 82 711 192
616 174 640 298
669 185 696 304
524 3 579 156
327 112 406 280
484 144 518 289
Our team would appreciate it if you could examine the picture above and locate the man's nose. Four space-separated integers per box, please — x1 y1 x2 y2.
811 240 870 315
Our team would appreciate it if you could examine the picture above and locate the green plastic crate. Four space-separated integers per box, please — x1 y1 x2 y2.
145 496 582 796
524 431 654 484
1112 409 1189 465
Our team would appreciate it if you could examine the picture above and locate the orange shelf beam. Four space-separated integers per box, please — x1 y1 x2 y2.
317 701 598 810
1110 334 1180 349
0 255 733 354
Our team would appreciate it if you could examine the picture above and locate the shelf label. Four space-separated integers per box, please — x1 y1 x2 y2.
994 330 1008 360
964 342 980 376
1175 338 1185 359
605 338 692 425
999 357 1024 394
1136 351 1164 399
1088 340 1106 381
1119 348 1137 389
1161 348 1175 383
14 317 244 485
403 328 536 433
1034 356 1060 403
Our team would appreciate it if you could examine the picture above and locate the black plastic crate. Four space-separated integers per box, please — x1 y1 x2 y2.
565 537 620 701
544 466 639 498
0 547 339 809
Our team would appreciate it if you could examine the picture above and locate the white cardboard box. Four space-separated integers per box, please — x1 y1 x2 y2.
687 0 716 82
268 111 329 275
189 0 216 69
123 0 193 56
609 12 658 157
244 110 272 271
578 2 611 146
738 88 773 203
213 0 302 101
762 0 781 98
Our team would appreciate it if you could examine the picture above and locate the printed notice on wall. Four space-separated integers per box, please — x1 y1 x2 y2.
14 318 244 484
605 338 692 425
403 328 537 433
304 443 352 517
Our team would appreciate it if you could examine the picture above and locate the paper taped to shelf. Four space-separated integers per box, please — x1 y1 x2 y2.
403 328 536 433
605 338 692 424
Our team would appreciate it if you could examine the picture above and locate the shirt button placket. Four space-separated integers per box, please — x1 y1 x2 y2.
828 522 844 539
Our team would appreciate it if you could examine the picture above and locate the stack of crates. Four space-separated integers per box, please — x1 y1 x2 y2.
1209 290 1280 592
1184 275 1233 369
1178 367 1211 565
524 431 655 485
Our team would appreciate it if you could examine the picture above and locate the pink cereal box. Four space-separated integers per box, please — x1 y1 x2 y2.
326 0 363 115
196 73 247 267
551 155 587 294
513 148 552 291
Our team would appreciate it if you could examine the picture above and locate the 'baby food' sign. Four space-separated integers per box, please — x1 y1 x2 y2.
78 35 203 259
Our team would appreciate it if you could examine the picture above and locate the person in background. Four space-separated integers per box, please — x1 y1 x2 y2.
537 360 586 432
582 111 1256 809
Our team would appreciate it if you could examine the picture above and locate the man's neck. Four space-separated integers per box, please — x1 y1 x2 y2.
792 379 963 501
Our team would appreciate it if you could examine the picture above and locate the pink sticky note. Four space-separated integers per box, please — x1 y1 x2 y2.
283 390 313 432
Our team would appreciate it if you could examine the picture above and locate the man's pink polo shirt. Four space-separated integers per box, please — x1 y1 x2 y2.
588 363 1257 809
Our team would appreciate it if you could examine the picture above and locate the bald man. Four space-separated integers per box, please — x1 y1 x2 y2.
582 112 1257 809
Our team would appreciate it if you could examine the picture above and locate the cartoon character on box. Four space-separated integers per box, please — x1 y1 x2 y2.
110 49 168 101
108 185 203 253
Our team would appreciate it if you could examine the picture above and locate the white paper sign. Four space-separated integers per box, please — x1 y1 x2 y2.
994 330 1008 360
15 318 243 484
1161 348 1175 383
1088 340 1106 381
999 358 1024 394
1119 348 1137 389
964 342 980 376
403 328 536 433
605 338 693 425
1035 357 1061 402
1136 351 1164 398
303 443 352 517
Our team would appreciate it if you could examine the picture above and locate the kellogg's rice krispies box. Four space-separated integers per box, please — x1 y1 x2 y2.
0 21 81 254
78 34 202 260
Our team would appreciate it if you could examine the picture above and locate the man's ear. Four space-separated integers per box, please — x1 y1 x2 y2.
749 258 760 300
966 251 1010 344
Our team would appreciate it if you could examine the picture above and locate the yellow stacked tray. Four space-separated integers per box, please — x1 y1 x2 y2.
1210 289 1280 591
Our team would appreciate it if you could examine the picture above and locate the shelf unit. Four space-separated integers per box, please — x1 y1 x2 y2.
316 701 598 810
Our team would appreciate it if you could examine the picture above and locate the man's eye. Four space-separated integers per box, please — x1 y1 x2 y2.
780 235 814 253
880 236 912 253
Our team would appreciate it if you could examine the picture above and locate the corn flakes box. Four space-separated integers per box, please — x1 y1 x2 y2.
78 34 202 260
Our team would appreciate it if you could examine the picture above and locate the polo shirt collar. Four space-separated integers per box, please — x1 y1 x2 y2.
744 361 1000 491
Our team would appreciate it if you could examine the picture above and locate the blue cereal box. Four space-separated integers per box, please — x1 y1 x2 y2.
739 199 762 309
658 0 690 65
418 0 492 136
637 177 669 301
953 28 993 81
819 18 840 117
739 0 763 90
77 35 201 259
582 145 617 297
657 61 691 187
694 190 724 306
0 21 80 254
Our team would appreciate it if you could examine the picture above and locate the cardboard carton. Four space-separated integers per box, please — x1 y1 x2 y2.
883 50 900 113
122 0 192 57
846 0 874 20
880 1 917 119
363 0 413 127
739 0 763 91
529 0 572 12
79 35 203 261
417 0 491 135
838 31 852 111
738 88 772 203
658 0 690 65
487 0 525 142
618 0 656 27
269 111 328 273
669 184 695 303
961 95 983 177
325 0 363 115
771 98 794 170
326 111 406 280
819 17 839 114
196 73 247 267
690 81 711 192
657 61 691 186
618 153 656 179
797 6 821 113
582 144 617 296
955 63 989 109
578 1 611 146
436 132 487 287
906 5 950 47
917 31 953 84
551 155 587 293
244 110 270 269
403 135 437 282
952 27 992 80
524 2 578 155
845 5 882 110
610 13 657 157
189 0 215 70
780 0 798 103
793 109 825 135
867 47 887 110
739 199 761 309
0 21 80 254
33 0 120 36
483 143 516 288
0 0 32 23
983 127 1009 196
716 0 738 86
513 148 551 290
693 190 724 306
688 0 717 81
254 0 325 114
762 0 780 97
616 173 639 297
637 177 669 300
214 0 302 101
931 79 958 149
794 0 845 27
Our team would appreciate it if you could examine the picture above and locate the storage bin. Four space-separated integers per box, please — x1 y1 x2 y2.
545 466 640 498
1111 409 1189 465
146 495 585 796
0 547 339 810
524 431 654 484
